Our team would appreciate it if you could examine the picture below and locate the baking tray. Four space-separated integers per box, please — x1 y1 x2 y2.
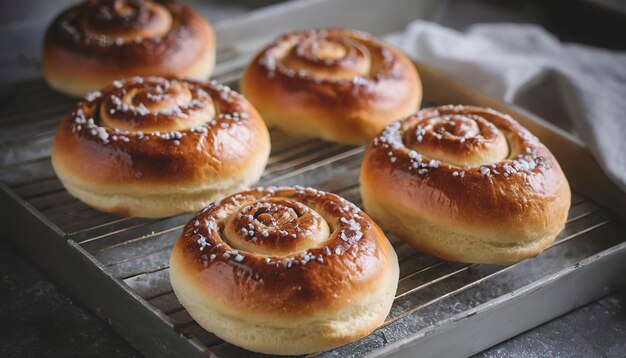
1 0 626 357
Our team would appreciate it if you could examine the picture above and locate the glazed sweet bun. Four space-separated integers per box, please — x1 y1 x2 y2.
51 76 270 218
241 28 422 145
169 187 399 355
42 0 215 97
361 105 571 265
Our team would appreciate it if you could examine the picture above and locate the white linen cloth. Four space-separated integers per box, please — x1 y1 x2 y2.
386 21 626 192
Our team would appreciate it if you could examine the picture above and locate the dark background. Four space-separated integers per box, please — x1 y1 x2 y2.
1 0 625 357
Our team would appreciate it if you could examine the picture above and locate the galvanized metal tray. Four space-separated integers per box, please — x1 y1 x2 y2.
1 0 625 357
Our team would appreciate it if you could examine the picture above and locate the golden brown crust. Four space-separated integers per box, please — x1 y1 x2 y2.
361 105 571 264
51 76 270 217
42 0 215 97
169 187 399 354
240 28 422 145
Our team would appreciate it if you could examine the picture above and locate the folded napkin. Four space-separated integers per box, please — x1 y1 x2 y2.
386 21 626 193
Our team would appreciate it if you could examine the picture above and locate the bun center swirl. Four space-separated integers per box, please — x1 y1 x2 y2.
99 77 215 132
183 187 377 271
257 28 399 84
307 39 347 60
224 198 330 256
82 0 172 42
405 112 509 167
282 33 371 80
370 105 547 181
66 76 254 164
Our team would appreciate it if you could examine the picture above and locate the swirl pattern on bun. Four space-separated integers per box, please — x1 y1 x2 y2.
361 105 571 264
51 76 270 218
241 28 422 145
42 0 215 97
170 187 399 355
